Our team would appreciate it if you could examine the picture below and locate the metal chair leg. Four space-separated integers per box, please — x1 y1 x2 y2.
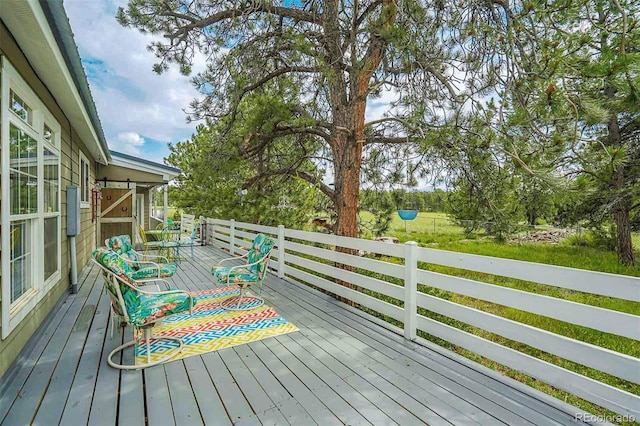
107 325 183 370
220 285 264 311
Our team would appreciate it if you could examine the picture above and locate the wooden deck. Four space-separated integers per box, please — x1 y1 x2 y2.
0 244 587 425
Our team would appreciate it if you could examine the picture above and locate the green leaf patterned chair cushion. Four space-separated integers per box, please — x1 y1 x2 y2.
211 233 275 284
131 263 178 280
245 233 275 279
94 245 136 279
106 234 138 266
106 234 177 278
212 266 260 284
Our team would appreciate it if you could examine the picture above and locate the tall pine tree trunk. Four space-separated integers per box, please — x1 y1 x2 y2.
333 141 362 239
607 112 635 266
330 101 365 304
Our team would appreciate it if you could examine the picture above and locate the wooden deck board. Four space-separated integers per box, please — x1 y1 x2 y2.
232 344 318 426
337 299 577 426
218 348 279 418
266 288 478 425
1 272 96 426
86 315 123 426
59 284 111 426
274 333 407 426
165 360 204 426
33 267 103 425
0 263 93 416
248 340 343 426
119 326 146 426
182 356 231 426
265 278 531 425
200 351 256 425
0 244 592 426
266 277 564 425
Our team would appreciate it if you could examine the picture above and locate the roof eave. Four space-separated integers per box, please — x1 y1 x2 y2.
109 150 182 182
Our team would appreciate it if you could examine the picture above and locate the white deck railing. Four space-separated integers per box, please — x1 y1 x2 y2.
200 217 640 418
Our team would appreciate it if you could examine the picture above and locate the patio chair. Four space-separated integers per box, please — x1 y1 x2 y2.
139 225 180 261
103 235 177 339
211 233 275 310
92 247 195 370
179 221 200 260
105 234 177 281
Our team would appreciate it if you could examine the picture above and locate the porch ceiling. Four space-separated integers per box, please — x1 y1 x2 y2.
98 164 167 188
99 150 182 188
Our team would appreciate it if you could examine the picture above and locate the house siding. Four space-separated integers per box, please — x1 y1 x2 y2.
0 21 98 376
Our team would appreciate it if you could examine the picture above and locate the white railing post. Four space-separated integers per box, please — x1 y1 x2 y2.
199 215 206 245
404 241 418 340
229 219 235 255
209 218 215 246
277 225 285 278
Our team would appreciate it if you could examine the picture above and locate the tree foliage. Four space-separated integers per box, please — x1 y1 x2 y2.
117 0 513 240
497 0 640 264
119 0 639 264
166 122 320 228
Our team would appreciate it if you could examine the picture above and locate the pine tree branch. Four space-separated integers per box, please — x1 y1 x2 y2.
164 3 323 40
244 168 335 201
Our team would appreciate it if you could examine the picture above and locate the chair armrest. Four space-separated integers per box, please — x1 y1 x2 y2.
218 252 249 265
220 254 270 285
134 277 171 290
134 250 170 264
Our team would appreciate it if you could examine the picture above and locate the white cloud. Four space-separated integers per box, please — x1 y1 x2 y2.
366 89 399 123
64 0 205 162
111 132 145 156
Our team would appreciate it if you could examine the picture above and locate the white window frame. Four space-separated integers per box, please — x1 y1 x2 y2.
79 150 90 209
1 59 62 339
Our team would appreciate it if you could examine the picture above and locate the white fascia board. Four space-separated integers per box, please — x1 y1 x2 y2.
110 155 180 182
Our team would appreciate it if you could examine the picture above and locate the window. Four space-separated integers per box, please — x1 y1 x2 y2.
2 59 62 338
9 90 33 126
79 150 90 208
10 221 31 303
9 124 38 215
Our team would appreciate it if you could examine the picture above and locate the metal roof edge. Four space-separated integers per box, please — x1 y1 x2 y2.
109 150 182 175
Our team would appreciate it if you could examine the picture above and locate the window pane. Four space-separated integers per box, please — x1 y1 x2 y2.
43 124 53 145
10 221 33 303
44 147 59 212
10 90 33 125
81 158 88 202
44 217 59 281
9 124 38 214
85 162 90 202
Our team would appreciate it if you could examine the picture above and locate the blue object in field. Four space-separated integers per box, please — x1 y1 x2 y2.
397 210 418 220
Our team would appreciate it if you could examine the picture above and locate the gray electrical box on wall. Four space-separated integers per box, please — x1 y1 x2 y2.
66 185 81 236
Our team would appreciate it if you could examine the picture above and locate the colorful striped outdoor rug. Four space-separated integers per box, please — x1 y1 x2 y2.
135 286 298 365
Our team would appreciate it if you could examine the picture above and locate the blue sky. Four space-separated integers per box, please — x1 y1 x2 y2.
65 0 206 164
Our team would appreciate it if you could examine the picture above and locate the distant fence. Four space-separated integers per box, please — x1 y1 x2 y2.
199 217 640 418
